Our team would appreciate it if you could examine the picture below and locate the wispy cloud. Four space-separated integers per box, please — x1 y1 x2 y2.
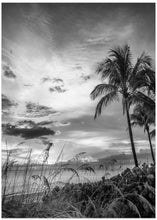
25 102 59 118
2 3 155 162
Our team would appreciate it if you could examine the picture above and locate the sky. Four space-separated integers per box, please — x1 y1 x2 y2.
2 3 155 164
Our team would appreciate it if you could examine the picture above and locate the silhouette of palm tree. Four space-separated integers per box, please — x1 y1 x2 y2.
131 104 155 164
90 45 153 167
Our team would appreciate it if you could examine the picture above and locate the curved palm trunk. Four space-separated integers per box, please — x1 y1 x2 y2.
146 127 155 164
125 101 138 167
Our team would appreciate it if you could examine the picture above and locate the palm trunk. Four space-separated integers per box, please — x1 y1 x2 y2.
125 101 138 167
146 127 155 164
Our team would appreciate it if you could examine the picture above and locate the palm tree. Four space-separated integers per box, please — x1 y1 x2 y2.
130 104 155 164
90 45 153 167
129 62 155 126
129 56 155 148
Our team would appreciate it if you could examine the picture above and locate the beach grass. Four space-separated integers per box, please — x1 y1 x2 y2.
2 147 155 218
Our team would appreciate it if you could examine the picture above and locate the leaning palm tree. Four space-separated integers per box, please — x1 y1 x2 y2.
130 104 155 164
90 45 152 167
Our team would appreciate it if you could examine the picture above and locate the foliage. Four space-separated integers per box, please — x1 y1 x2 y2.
2 163 155 218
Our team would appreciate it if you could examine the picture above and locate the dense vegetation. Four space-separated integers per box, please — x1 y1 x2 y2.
2 163 155 218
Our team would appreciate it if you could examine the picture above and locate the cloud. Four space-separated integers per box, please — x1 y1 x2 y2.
41 76 67 93
2 122 55 139
41 76 64 84
80 73 91 82
3 64 16 79
53 78 64 84
26 102 58 118
2 94 17 111
49 86 67 93
72 64 83 70
58 121 71 126
37 120 54 126
2 4 155 163
49 77 67 93
41 76 52 83
16 120 36 128
24 84 33 87
35 120 71 129
55 130 61 136
85 34 114 46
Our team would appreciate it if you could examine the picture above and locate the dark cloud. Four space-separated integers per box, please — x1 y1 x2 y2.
26 102 58 118
16 120 36 128
53 77 64 84
3 64 16 79
2 94 17 111
2 123 55 139
41 76 67 93
41 76 52 83
49 86 67 93
80 73 91 82
49 77 66 93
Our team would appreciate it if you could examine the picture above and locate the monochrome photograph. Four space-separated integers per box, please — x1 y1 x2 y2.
2 3 155 218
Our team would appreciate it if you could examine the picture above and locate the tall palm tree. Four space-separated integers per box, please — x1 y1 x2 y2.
130 104 155 164
90 45 152 167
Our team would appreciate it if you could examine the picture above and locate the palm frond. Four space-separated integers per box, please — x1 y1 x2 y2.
128 92 155 108
108 72 121 87
109 45 132 80
96 59 107 74
94 91 119 119
138 52 152 67
130 114 144 127
90 83 118 100
132 52 152 76
150 129 155 139
96 58 120 82
131 68 155 93
130 102 155 134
